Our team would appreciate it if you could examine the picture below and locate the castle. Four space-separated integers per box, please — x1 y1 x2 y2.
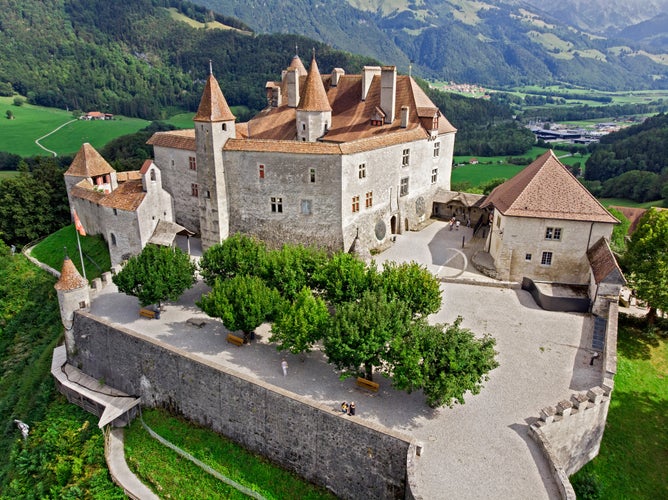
65 54 456 264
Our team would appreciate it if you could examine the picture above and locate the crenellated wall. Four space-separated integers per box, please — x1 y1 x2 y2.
69 312 417 500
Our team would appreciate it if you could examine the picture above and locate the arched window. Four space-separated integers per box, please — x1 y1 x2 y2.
110 233 117 246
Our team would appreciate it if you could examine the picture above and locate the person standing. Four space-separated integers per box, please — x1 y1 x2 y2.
281 359 288 376
348 402 356 416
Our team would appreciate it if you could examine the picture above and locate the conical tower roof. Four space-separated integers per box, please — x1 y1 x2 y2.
54 256 88 291
289 54 307 77
298 56 331 112
194 73 236 122
65 143 115 177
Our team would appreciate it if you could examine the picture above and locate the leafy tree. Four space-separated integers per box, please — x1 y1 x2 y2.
377 261 442 318
623 208 668 322
313 252 370 304
5 109 13 119
391 318 498 408
12 96 24 106
199 233 267 285
270 287 329 354
112 244 196 308
197 275 280 339
324 291 412 381
480 178 507 195
262 244 327 301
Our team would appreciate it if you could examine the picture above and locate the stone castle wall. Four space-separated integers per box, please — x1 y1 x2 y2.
70 312 416 500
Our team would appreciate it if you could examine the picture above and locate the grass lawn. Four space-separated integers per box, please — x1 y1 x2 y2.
0 96 148 157
30 224 111 281
570 316 668 499
125 409 336 500
599 198 664 209
0 170 20 179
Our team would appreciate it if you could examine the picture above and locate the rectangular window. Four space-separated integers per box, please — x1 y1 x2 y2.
525 253 532 261
301 199 312 215
431 168 438 184
402 148 410 167
365 191 373 208
259 164 265 179
541 251 553 266
310 168 316 183
189 156 197 171
352 195 360 213
400 177 409 197
358 163 366 179
271 197 283 213
433 142 440 158
191 183 199 197
545 227 562 240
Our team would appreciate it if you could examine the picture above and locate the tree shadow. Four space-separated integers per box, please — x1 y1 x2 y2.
616 314 664 361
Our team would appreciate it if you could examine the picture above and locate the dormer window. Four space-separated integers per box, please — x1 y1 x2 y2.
370 106 385 126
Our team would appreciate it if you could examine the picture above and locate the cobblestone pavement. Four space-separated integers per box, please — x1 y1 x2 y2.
91 221 601 499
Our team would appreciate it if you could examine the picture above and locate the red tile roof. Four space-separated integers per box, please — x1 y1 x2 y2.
482 150 618 223
299 56 332 112
65 143 115 177
288 55 307 76
146 130 196 151
194 74 235 122
99 179 146 211
139 159 153 175
587 237 625 285
70 179 105 203
55 257 88 290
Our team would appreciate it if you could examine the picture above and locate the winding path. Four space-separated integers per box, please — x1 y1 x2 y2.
34 119 77 157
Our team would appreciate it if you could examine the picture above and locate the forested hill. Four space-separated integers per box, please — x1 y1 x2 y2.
0 0 376 120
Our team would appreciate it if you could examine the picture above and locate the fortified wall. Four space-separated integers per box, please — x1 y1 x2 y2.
69 312 418 500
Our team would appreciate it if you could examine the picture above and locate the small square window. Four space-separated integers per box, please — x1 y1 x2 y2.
545 227 562 240
358 163 366 179
541 251 553 266
259 164 265 179
310 168 316 183
365 191 373 208
271 197 283 213
191 183 199 197
352 195 360 213
189 156 197 171
402 148 410 167
301 199 312 215
431 168 438 184
433 142 440 158
400 177 409 197
525 253 532 261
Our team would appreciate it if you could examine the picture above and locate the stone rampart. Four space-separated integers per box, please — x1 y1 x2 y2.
70 312 416 500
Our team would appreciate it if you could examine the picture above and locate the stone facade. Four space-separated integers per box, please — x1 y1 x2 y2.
69 312 416 499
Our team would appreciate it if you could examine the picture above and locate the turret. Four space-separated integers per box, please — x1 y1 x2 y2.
296 54 332 142
54 256 90 356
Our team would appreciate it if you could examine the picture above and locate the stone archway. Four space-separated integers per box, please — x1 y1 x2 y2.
390 215 397 234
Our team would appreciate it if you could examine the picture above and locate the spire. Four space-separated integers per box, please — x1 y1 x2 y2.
54 256 88 291
65 143 115 177
194 69 236 123
298 53 331 112
288 52 307 77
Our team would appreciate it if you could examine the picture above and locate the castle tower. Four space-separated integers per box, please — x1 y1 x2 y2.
296 54 332 142
64 143 118 205
193 65 236 250
54 256 90 356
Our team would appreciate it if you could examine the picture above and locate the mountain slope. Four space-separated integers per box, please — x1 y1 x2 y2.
192 0 668 90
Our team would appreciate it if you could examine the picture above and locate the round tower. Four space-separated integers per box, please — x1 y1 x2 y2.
54 256 90 356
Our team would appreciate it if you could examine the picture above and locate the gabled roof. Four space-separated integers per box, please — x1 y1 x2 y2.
587 237 626 285
193 73 235 122
482 150 618 223
139 159 153 175
433 190 486 207
65 143 115 177
55 257 88 290
99 179 145 211
298 56 332 112
146 130 196 151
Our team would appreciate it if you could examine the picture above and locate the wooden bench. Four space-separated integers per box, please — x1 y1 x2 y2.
356 377 379 392
227 333 244 347
139 308 157 319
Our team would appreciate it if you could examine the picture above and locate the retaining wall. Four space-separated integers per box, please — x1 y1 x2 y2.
70 312 415 500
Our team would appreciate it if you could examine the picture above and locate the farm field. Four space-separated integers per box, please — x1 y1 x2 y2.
0 170 20 179
599 198 664 209
0 96 149 157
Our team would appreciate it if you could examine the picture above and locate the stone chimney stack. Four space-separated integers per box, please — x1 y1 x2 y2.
331 68 345 87
380 66 397 124
362 66 381 101
287 68 300 108
400 106 409 128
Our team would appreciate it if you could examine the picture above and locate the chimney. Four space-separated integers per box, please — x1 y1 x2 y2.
401 105 409 128
331 68 345 87
362 66 381 101
287 68 300 108
380 66 396 124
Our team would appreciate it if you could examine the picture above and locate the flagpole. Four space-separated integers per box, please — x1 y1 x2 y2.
76 227 86 280
72 209 87 281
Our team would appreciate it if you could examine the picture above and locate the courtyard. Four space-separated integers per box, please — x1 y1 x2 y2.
90 220 602 499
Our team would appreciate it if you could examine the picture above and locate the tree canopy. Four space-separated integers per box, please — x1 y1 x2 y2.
623 208 668 321
112 244 196 307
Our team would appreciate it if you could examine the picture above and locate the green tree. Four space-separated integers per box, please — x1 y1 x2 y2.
12 96 24 106
391 318 498 408
5 110 14 119
378 261 442 318
263 244 327 301
199 233 267 285
112 244 196 308
623 208 668 322
313 252 370 304
270 287 329 354
324 291 412 381
197 275 280 340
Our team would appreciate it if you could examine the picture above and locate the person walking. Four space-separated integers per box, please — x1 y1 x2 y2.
281 359 288 376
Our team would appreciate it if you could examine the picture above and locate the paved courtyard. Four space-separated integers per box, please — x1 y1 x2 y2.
91 221 601 499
